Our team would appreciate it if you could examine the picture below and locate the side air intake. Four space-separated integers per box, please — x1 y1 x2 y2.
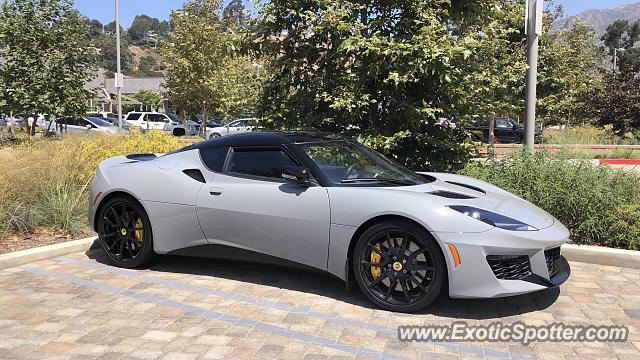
428 190 476 199
445 181 486 195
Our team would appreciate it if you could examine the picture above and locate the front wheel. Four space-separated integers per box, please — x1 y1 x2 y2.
97 196 155 268
353 221 446 312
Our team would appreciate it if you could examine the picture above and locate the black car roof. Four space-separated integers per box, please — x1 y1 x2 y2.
187 131 346 151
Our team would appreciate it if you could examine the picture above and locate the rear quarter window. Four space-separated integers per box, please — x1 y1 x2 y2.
126 113 142 120
200 147 229 173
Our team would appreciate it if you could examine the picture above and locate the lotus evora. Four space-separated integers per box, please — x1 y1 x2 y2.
88 131 570 312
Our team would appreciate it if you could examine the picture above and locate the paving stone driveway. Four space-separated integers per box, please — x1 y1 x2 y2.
0 249 639 360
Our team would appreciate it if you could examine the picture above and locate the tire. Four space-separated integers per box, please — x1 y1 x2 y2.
352 220 446 312
209 133 221 139
97 196 155 268
172 128 186 137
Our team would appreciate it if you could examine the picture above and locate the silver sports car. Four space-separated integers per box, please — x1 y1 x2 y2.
88 131 570 312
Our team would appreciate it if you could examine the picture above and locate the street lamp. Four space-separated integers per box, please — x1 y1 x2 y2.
613 47 625 78
115 0 123 133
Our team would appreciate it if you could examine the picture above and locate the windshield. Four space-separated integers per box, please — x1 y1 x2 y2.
86 117 114 127
299 141 427 186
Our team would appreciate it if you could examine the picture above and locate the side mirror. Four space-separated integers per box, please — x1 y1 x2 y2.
282 166 311 185
85 124 92 130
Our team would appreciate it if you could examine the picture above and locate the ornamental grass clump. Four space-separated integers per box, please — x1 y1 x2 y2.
0 131 182 239
460 151 640 250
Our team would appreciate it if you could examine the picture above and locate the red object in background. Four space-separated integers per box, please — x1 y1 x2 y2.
599 159 640 165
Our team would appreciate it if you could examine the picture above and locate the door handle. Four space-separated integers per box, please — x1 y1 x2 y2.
209 187 223 196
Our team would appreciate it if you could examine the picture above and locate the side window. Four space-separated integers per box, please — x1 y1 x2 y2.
200 147 229 173
496 118 510 128
65 118 78 126
127 113 141 121
227 148 298 180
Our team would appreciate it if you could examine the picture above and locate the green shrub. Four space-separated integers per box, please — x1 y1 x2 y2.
460 151 640 250
543 125 638 145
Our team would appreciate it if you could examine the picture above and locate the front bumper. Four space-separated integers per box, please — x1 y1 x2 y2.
435 221 571 298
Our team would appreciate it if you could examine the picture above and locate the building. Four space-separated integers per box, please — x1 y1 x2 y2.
87 69 168 113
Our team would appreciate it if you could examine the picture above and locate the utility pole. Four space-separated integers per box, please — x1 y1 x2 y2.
115 0 123 133
524 0 542 151
613 47 624 78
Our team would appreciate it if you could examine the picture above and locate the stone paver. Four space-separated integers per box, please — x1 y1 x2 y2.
0 250 638 359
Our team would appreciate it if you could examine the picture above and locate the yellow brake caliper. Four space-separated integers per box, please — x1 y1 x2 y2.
134 218 144 244
370 243 382 278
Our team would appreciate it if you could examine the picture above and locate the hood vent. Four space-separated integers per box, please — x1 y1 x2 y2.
445 181 486 195
428 190 476 199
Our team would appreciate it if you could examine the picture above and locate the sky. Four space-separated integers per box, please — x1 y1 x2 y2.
72 0 638 28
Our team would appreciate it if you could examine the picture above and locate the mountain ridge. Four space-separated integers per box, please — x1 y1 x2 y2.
554 2 640 38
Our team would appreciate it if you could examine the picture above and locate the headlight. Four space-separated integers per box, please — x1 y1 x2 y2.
448 206 537 231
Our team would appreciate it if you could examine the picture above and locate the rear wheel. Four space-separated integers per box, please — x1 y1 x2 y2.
352 221 445 312
97 196 154 268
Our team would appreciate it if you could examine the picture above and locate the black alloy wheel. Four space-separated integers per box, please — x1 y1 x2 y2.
98 196 154 268
353 221 445 312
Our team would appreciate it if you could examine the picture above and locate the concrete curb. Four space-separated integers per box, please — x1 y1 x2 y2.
563 244 640 270
0 236 98 271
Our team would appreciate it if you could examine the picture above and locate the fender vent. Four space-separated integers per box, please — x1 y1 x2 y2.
428 190 476 199
445 181 486 194
182 169 206 183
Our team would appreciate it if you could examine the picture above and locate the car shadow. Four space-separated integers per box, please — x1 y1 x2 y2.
86 249 560 319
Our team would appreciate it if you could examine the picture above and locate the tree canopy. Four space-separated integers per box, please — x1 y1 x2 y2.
0 0 97 120
131 89 164 112
602 19 640 76
162 0 262 121
128 14 171 43
255 0 510 170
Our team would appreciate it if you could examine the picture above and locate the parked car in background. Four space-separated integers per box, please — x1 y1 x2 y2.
124 112 199 136
166 114 200 136
436 118 456 129
47 117 121 134
467 117 542 144
206 118 259 139
88 112 118 122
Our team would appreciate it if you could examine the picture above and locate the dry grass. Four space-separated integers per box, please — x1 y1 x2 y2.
0 131 182 240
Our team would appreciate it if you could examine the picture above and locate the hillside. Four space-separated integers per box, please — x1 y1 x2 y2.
554 2 640 39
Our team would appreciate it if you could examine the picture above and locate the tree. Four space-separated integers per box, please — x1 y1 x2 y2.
255 0 503 170
104 21 121 35
538 18 605 126
591 73 640 137
0 0 97 135
163 0 259 126
129 15 171 43
138 56 157 72
223 0 249 28
213 57 264 118
84 18 103 40
131 90 164 112
602 19 640 76
99 35 133 73
457 0 527 143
